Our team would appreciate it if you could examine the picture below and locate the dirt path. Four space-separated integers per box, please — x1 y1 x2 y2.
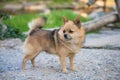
0 29 120 80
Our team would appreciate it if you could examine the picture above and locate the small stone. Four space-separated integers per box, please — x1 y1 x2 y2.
50 66 54 68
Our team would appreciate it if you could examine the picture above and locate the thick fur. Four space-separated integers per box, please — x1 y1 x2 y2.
22 16 85 73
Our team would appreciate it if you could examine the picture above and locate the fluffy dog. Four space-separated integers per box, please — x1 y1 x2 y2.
22 16 85 73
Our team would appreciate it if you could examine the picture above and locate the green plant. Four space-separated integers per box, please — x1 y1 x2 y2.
0 12 10 20
3 10 92 33
3 13 40 33
52 0 72 3
86 29 100 34
0 24 25 40
0 0 15 2
2 10 92 40
43 10 92 28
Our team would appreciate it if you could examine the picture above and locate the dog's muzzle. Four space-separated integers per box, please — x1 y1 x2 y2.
64 34 72 40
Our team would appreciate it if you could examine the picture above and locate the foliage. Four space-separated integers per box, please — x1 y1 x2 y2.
2 10 92 40
0 12 10 19
3 14 40 33
86 29 100 34
52 0 72 3
0 13 25 40
44 10 91 28
0 24 25 40
3 10 92 33
0 0 16 2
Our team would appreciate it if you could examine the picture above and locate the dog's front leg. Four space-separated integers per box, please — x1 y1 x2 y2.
59 56 67 73
69 53 77 71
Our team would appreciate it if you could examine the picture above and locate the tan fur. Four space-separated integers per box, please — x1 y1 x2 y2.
22 16 85 73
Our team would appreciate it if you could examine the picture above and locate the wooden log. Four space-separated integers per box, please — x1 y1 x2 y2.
115 0 120 21
83 12 119 32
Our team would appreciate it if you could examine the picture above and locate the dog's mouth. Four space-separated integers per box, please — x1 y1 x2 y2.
64 34 72 40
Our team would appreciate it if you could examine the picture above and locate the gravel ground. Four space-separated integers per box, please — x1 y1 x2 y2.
84 29 120 49
0 29 120 80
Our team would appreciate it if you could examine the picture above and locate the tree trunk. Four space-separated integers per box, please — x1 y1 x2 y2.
82 12 119 32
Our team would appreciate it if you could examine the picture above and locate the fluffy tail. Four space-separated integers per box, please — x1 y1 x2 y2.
28 17 47 35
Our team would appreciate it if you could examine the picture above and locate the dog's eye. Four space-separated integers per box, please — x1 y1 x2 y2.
63 30 66 33
69 30 74 33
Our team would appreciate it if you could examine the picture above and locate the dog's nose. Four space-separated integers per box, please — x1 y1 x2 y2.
64 34 72 40
64 34 67 39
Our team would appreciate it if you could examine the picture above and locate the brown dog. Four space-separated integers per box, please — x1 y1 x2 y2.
22 16 85 73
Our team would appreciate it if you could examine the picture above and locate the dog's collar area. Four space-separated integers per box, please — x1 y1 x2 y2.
53 30 76 54
59 39 76 53
53 30 58 53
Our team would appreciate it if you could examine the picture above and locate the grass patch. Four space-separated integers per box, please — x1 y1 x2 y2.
52 0 72 3
3 10 92 33
86 29 100 34
43 10 92 29
0 24 26 40
3 13 40 33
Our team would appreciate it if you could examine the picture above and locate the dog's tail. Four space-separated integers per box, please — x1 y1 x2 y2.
28 17 47 35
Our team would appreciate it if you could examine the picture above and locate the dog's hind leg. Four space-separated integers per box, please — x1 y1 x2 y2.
22 50 40 70
22 53 30 70
31 52 40 67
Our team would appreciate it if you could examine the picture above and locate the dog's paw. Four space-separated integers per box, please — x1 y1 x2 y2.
62 69 68 73
22 67 26 70
22 68 27 71
71 67 78 72
33 64 39 68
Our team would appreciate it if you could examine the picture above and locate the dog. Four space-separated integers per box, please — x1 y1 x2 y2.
22 16 85 73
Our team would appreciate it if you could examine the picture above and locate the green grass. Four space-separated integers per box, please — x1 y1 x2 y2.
3 10 92 33
86 30 100 34
44 10 92 29
52 0 72 3
3 14 40 33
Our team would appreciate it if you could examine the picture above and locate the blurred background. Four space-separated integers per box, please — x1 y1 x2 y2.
0 0 119 40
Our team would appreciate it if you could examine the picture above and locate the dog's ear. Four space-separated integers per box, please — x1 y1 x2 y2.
74 16 81 28
62 16 68 24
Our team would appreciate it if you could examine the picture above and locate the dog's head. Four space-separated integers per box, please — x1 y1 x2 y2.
58 16 83 42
